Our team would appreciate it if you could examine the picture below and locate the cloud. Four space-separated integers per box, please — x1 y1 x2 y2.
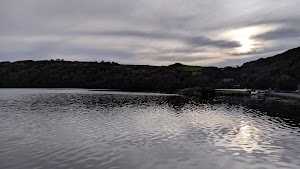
155 55 217 62
186 36 241 48
76 30 177 40
76 30 241 49
0 0 300 66
253 27 300 40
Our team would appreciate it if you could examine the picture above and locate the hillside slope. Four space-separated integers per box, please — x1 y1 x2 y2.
237 47 300 90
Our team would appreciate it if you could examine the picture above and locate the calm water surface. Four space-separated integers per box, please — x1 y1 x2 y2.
0 89 300 169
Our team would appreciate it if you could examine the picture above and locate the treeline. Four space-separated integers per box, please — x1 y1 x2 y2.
0 61 218 91
0 47 299 91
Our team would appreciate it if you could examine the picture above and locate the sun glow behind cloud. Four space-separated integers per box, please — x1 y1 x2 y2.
238 38 254 53
224 25 278 54
233 28 256 53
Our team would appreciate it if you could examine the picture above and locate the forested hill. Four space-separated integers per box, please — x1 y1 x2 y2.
237 47 300 90
0 47 299 91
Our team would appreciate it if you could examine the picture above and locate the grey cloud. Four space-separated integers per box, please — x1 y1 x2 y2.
155 56 217 62
77 30 241 49
254 28 300 40
0 39 134 62
186 36 241 48
168 48 207 54
64 48 134 60
76 30 175 40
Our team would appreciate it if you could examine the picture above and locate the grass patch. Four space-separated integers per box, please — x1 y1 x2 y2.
215 89 250 94
181 66 202 75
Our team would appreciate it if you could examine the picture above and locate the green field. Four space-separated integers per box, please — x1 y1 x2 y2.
181 66 202 75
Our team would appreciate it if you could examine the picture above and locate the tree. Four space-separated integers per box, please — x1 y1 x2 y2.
276 75 297 90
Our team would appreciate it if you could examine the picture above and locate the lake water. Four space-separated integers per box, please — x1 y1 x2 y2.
0 89 300 169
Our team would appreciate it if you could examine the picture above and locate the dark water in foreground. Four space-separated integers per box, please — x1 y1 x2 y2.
0 89 300 169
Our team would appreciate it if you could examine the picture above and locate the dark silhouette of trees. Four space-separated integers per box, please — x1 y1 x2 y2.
0 47 299 91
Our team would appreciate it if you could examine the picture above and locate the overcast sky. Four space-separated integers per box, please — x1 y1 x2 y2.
1 0 300 66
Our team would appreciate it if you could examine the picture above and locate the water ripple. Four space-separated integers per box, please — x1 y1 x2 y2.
0 89 300 169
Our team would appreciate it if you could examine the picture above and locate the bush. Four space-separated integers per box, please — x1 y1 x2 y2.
179 87 215 98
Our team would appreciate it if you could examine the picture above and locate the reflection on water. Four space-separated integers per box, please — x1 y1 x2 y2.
224 123 262 154
0 89 300 169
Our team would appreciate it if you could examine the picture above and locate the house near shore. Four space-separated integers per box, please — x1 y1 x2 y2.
223 78 234 83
